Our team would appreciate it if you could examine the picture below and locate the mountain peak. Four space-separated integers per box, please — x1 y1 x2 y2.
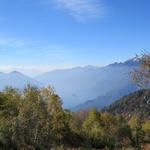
108 57 140 67
84 65 99 69
125 57 139 63
108 62 122 66
124 57 141 66
9 71 24 76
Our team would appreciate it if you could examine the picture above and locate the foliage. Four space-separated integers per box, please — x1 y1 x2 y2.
129 116 144 150
0 86 72 149
142 120 150 142
131 51 150 88
0 86 150 149
103 89 150 120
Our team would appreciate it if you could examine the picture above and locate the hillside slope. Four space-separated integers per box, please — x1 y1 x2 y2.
103 89 150 119
71 84 137 111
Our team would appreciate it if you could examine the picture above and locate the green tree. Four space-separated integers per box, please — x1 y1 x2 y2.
40 86 72 148
0 87 21 149
115 115 132 149
82 108 105 149
0 85 73 149
100 112 118 149
142 120 150 142
129 116 144 150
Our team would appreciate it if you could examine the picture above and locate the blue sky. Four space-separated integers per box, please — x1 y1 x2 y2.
0 0 150 76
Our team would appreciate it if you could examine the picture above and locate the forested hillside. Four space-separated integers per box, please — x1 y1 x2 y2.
103 89 150 119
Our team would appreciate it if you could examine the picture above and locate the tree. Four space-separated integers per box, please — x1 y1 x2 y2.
0 87 22 149
142 120 150 142
115 115 132 148
82 108 105 149
70 110 89 133
132 52 150 88
18 85 45 148
129 116 144 150
0 85 73 149
100 112 118 149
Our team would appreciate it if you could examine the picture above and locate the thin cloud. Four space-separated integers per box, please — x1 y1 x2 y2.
54 0 107 22
0 35 91 75
0 36 25 47
0 36 81 56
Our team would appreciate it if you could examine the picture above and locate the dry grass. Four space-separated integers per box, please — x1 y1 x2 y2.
142 144 150 150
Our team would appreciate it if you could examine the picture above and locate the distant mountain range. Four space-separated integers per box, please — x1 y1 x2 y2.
0 58 140 109
71 59 140 111
36 58 140 108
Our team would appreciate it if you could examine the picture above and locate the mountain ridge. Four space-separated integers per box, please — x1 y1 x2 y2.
36 58 140 107
0 58 140 108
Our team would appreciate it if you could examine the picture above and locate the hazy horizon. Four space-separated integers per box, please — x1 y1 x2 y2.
0 57 136 77
0 0 149 75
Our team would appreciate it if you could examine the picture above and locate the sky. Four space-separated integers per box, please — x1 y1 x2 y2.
0 0 150 76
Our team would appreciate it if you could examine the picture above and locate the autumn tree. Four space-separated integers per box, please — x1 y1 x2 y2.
132 52 150 88
0 85 73 149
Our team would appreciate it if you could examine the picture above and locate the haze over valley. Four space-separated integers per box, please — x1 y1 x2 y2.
0 58 140 109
